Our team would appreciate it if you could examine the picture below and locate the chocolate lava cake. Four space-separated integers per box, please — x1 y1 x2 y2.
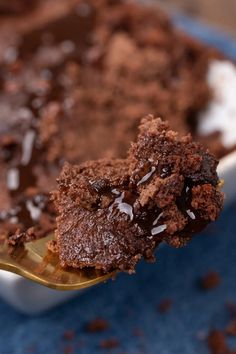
0 0 226 272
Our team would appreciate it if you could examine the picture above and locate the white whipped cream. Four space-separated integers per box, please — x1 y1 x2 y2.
198 60 236 148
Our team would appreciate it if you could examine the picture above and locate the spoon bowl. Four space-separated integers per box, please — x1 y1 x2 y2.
0 234 114 290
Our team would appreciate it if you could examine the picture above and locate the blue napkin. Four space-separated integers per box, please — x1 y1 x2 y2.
1 16 236 354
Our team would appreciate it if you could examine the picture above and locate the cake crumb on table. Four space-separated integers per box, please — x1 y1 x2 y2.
207 330 228 354
99 338 119 350
200 271 221 290
63 330 75 341
157 299 173 314
85 318 109 333
226 320 236 337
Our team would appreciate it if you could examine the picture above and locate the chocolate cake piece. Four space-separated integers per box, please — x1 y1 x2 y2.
52 116 223 273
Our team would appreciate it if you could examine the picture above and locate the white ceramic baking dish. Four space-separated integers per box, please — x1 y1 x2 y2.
0 151 235 315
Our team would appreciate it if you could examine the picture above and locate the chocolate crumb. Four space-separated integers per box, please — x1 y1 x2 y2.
63 330 75 341
100 338 119 350
85 318 109 333
200 271 221 290
226 321 236 337
157 299 173 314
207 330 228 354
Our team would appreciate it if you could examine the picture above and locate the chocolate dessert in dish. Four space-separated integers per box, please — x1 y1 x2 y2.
52 116 223 273
0 0 227 270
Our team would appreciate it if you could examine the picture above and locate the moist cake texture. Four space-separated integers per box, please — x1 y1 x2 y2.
52 116 223 273
0 0 226 251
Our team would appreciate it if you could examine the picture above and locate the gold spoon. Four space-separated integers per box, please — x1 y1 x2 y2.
0 234 114 290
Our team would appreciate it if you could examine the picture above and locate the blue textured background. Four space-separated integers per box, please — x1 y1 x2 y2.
1 16 236 354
